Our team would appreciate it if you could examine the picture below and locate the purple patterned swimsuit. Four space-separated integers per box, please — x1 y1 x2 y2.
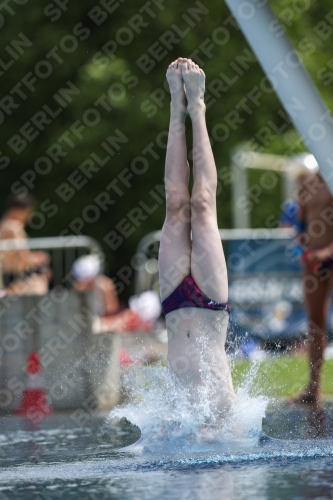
162 275 230 316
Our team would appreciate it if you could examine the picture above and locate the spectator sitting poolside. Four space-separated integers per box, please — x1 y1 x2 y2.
0 194 50 295
72 254 120 317
72 255 155 333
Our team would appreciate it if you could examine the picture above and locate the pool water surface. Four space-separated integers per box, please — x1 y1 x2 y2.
0 407 333 500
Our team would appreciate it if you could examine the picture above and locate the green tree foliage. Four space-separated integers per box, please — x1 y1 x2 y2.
0 0 332 297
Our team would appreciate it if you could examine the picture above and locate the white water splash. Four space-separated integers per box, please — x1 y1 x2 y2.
107 357 269 452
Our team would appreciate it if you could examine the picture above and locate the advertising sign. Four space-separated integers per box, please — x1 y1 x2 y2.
225 237 308 341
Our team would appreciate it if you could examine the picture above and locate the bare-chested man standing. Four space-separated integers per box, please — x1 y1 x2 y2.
291 168 333 406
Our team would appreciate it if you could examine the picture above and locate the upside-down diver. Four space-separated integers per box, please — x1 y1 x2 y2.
159 57 235 422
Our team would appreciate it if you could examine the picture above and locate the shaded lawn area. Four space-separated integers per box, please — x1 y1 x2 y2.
232 357 333 398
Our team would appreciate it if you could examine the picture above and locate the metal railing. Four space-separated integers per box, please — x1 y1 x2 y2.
0 236 121 413
134 228 295 294
134 227 308 341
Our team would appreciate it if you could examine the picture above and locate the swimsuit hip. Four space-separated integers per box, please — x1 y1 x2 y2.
162 275 230 316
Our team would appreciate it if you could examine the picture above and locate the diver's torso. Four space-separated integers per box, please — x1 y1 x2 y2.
166 308 235 414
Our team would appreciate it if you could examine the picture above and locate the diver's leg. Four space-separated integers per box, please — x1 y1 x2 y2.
181 59 228 303
158 58 191 301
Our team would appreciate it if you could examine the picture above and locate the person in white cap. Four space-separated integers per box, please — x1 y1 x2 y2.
289 154 333 406
72 255 119 317
72 255 153 334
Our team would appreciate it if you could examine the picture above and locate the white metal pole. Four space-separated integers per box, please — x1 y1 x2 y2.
224 0 333 194
231 148 250 228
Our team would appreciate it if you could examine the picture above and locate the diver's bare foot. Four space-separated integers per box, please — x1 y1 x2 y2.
287 389 322 408
180 58 205 118
166 59 187 114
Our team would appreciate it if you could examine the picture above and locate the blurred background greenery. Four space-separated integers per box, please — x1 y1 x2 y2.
1 0 332 299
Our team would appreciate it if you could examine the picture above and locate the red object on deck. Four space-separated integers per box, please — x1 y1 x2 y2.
15 352 53 418
125 310 141 331
119 347 133 366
